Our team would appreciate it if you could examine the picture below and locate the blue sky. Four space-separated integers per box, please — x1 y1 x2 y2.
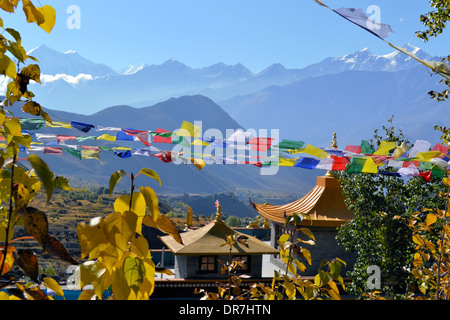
3 0 450 72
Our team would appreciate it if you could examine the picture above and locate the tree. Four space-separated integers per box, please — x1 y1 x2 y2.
336 117 446 298
416 0 450 101
0 1 79 300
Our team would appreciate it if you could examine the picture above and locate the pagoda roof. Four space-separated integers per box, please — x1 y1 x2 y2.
160 219 278 256
250 175 354 227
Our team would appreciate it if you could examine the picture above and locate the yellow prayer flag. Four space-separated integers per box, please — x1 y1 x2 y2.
176 121 201 138
279 157 297 167
45 121 71 129
97 134 116 142
302 144 328 159
415 151 443 162
190 158 205 170
191 139 210 146
81 149 101 161
362 157 378 173
393 142 409 158
373 141 396 156
113 147 131 151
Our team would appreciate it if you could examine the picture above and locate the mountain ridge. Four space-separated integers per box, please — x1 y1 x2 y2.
16 43 444 114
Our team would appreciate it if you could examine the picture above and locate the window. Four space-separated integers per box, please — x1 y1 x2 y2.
233 255 251 273
199 256 217 273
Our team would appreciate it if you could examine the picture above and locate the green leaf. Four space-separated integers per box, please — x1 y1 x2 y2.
138 168 161 186
27 154 53 203
108 170 126 196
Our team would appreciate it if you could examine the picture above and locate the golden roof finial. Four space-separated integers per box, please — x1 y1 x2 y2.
331 132 337 149
326 132 338 177
215 200 224 223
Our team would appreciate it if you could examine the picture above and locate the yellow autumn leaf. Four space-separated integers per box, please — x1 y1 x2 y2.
36 5 56 33
104 211 138 252
78 289 96 300
0 0 17 13
0 54 17 79
426 213 437 226
44 277 64 297
22 0 44 24
114 193 146 217
77 217 107 259
140 186 160 222
114 193 146 235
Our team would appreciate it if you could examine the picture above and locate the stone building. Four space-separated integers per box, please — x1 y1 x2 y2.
160 203 278 279
249 173 357 276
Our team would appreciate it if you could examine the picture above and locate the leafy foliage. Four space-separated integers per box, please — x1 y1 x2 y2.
416 0 450 101
198 212 346 300
76 169 181 300
337 118 446 298
0 1 76 300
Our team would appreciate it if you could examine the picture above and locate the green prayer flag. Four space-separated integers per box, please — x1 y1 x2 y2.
278 139 305 150
64 148 81 159
360 140 374 154
345 157 366 174
19 118 45 131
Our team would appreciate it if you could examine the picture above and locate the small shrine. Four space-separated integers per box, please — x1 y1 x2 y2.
250 133 357 276
160 202 278 279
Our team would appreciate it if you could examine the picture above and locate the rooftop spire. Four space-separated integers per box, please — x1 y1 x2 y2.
326 132 338 177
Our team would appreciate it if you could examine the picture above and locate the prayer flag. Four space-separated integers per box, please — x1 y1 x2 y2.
45 121 71 129
97 134 116 142
116 129 134 141
114 150 132 158
122 129 151 146
278 139 305 150
248 137 275 152
393 142 409 158
19 118 45 131
71 121 95 133
333 7 393 40
360 140 374 154
44 147 62 155
64 148 81 159
345 145 361 154
176 121 201 138
152 129 172 144
56 135 77 143
302 144 328 159
373 141 396 156
81 149 101 161
294 157 320 169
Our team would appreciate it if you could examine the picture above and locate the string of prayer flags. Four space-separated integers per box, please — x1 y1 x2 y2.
314 0 450 81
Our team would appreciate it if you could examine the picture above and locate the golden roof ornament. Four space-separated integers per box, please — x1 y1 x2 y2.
215 200 223 223
326 132 338 177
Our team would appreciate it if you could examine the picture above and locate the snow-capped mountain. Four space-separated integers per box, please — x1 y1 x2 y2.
301 44 436 77
5 43 445 115
27 45 117 77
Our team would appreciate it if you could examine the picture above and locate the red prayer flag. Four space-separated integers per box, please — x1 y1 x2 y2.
345 145 362 154
44 147 63 155
153 129 172 144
